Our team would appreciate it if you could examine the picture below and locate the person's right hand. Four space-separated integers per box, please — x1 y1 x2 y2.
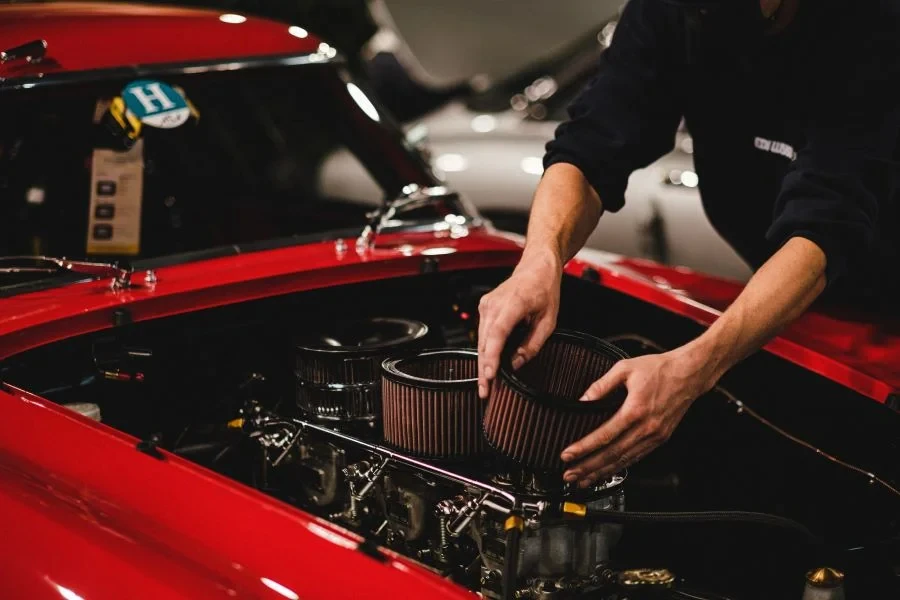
477 249 563 399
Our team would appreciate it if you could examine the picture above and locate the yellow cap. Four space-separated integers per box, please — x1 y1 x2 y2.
562 502 587 517
504 515 525 532
618 568 676 588
806 567 845 588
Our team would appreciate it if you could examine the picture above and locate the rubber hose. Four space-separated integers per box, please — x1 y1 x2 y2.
557 508 819 543
502 525 521 600
173 441 229 456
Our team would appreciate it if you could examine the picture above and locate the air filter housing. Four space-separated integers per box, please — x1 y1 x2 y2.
381 349 483 459
483 330 629 472
295 318 428 422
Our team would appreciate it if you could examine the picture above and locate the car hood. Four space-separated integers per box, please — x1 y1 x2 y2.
1 229 898 406
369 0 623 88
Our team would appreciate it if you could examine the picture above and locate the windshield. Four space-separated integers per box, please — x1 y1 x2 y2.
0 60 433 266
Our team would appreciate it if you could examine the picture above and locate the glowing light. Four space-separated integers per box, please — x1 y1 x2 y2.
346 83 380 122
680 170 699 188
425 185 449 196
260 578 299 600
288 26 308 39
55 586 85 600
520 156 544 176
26 186 45 205
317 42 337 59
434 153 468 173
421 247 457 256
22 82 36 89
510 94 528 111
444 214 467 225
460 312 470 320
219 13 247 24
470 114 497 133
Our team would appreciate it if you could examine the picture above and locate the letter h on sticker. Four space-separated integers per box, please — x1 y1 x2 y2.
128 83 176 114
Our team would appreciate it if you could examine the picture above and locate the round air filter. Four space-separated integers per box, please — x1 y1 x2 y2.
295 318 428 422
483 330 629 472
381 349 483 459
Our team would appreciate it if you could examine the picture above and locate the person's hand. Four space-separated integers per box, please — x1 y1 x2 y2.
560 348 716 487
477 249 563 399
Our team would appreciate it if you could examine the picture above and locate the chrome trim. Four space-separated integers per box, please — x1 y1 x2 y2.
356 184 483 252
0 39 47 64
295 417 520 510
0 50 342 90
0 256 141 290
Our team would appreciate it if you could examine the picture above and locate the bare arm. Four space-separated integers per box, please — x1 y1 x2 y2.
476 164 601 398
562 236 827 486
521 163 603 265
684 236 826 383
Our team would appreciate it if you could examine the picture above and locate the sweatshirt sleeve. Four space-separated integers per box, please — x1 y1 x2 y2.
766 6 900 287
542 0 684 212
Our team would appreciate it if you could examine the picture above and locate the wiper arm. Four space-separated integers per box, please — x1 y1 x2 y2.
0 256 144 290
355 184 481 252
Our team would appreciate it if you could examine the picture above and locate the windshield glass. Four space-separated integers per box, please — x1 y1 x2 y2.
0 61 423 265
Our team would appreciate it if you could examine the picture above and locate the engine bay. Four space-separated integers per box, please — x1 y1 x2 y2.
3 268 899 599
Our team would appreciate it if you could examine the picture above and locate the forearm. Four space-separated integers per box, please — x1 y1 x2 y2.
520 163 603 267
680 237 828 386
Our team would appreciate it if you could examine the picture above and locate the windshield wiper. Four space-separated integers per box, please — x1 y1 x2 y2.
0 256 144 290
355 184 481 252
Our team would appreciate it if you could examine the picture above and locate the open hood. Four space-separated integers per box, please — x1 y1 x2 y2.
368 0 625 88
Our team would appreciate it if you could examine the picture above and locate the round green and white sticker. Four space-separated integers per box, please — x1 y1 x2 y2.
122 79 191 129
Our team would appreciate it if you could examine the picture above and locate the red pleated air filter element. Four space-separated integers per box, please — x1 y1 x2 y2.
381 349 483 459
295 318 429 422
483 330 629 472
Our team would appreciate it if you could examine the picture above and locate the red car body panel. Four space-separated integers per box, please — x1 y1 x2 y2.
566 254 900 404
1 230 898 405
0 3 321 81
0 383 474 600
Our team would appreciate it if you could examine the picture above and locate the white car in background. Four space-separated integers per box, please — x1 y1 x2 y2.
324 0 753 281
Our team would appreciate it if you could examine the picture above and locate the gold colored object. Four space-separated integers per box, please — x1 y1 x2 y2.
226 417 245 429
562 502 587 517
504 515 524 532
108 96 143 141
618 568 676 588
806 567 845 588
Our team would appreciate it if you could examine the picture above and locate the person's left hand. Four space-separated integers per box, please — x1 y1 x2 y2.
560 349 716 488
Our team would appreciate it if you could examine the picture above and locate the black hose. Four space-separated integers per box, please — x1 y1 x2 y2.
553 508 819 544
172 441 229 456
502 522 522 600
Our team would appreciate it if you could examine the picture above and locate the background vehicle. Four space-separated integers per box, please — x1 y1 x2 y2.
0 4 897 600
359 0 754 281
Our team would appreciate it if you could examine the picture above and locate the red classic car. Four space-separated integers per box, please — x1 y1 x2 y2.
0 3 898 600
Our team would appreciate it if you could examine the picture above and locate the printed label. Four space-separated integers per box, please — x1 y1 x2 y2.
86 139 144 255
754 136 797 161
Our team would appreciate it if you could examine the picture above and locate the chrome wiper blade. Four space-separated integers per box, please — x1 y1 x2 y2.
0 256 139 290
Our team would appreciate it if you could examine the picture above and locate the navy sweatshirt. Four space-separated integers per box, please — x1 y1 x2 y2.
544 0 900 304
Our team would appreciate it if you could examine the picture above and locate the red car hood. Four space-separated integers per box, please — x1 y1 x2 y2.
0 229 898 599
1 229 898 404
